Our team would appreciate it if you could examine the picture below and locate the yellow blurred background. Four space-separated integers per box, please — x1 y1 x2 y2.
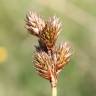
0 0 96 96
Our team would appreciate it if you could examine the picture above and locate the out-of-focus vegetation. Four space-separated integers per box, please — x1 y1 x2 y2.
0 0 96 96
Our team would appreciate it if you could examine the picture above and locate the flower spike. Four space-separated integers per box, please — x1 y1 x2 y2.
25 11 45 37
39 16 61 51
25 11 72 96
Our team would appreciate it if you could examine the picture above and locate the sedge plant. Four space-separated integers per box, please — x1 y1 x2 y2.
25 11 71 96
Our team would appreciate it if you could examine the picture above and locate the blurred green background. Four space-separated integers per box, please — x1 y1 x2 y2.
0 0 96 96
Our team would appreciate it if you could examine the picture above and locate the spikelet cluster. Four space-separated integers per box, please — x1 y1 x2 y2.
25 11 71 87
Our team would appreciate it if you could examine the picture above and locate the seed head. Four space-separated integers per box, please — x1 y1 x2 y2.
39 16 61 51
55 42 71 74
34 42 71 83
25 11 45 37
25 11 72 87
34 51 52 80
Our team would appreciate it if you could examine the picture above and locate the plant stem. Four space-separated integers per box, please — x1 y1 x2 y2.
52 86 57 96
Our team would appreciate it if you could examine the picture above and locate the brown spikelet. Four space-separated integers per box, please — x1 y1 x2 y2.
25 11 45 37
39 16 61 51
55 42 71 74
34 52 52 80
